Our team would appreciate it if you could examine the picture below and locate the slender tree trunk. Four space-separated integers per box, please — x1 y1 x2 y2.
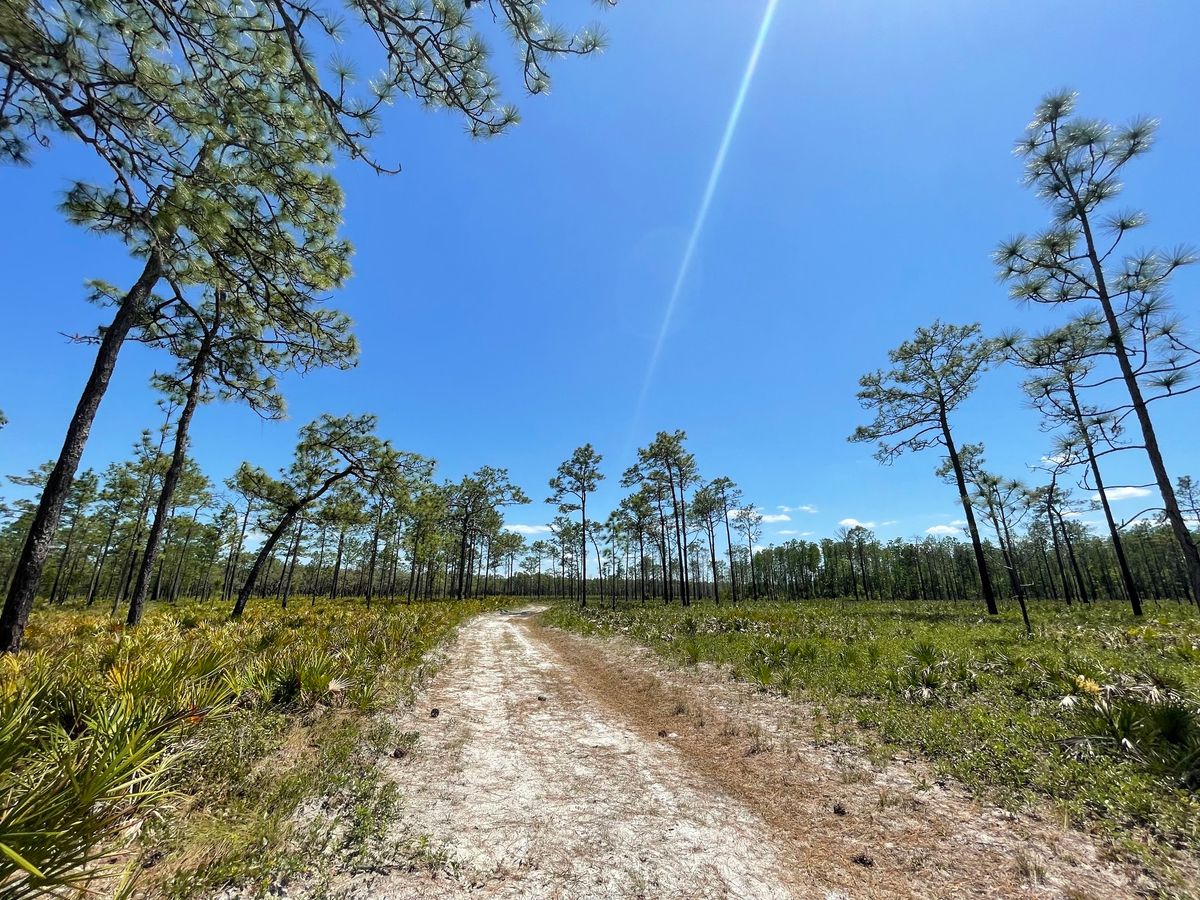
984 500 1023 603
387 531 399 603
233 508 299 617
939 412 998 614
85 507 123 607
309 525 327 605
656 502 673 605
282 519 305 609
127 325 215 625
405 528 420 603
224 501 252 604
456 517 471 600
637 531 646 604
1047 491 1073 605
984 499 1030 633
721 496 739 604
331 530 346 598
1058 512 1091 604
1066 383 1142 615
745 527 759 600
580 496 588 608
665 469 689 607
365 507 382 608
1 253 163 652
706 521 720 606
1076 209 1200 604
169 512 199 603
49 513 80 605
113 481 155 615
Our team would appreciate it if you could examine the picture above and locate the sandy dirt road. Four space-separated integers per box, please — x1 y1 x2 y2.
319 609 1148 900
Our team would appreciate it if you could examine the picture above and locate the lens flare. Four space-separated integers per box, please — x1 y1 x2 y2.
629 0 781 439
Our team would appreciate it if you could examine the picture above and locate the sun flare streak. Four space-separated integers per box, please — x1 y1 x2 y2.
630 0 781 432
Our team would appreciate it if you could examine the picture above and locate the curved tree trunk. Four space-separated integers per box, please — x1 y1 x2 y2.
232 508 297 618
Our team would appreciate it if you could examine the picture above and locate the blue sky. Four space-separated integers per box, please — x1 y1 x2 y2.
2 0 1198 546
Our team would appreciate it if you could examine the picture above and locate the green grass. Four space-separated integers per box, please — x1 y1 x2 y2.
1 595 504 898
543 597 1200 885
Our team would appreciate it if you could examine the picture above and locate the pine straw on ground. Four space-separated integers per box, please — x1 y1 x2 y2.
532 622 1163 899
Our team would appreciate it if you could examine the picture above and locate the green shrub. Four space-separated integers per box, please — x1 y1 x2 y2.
1 595 500 897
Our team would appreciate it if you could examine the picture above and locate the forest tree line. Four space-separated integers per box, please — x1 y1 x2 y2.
3 417 1196 629
0 0 1195 652
0 0 613 651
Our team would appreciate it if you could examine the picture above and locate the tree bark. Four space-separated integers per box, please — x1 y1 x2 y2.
1073 196 1200 604
127 326 215 625
721 494 739 604
1065 382 1143 615
939 410 998 614
1 253 162 652
85 505 123 607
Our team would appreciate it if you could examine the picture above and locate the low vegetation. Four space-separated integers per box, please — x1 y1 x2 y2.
0 596 498 898
2 8 1198 894
544 598 1200 884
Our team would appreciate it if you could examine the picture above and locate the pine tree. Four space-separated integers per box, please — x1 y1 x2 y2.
547 444 604 607
996 90 1200 605
851 321 1001 614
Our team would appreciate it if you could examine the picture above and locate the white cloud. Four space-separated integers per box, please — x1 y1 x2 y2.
879 520 898 527
729 506 791 523
1091 486 1152 503
504 523 551 535
950 519 967 526
925 524 961 536
777 529 814 537
778 504 818 514
838 517 876 529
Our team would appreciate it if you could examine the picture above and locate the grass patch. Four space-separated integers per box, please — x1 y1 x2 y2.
1 595 503 898
543 598 1200 884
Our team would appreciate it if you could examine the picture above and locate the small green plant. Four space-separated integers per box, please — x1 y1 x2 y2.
886 643 975 705
2 595 502 897
1064 672 1200 787
542 597 1200 885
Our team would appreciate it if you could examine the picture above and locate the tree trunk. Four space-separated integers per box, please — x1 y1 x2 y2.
310 525 328 605
232 507 298 618
939 412 998 614
1 253 162 651
365 507 382 608
706 520 720 606
169 513 199 603
1066 382 1142 615
49 513 80 605
85 506 123 607
1076 208 1200 604
127 323 215 625
282 519 305 609
580 497 588 608
331 529 346 598
721 495 739 604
